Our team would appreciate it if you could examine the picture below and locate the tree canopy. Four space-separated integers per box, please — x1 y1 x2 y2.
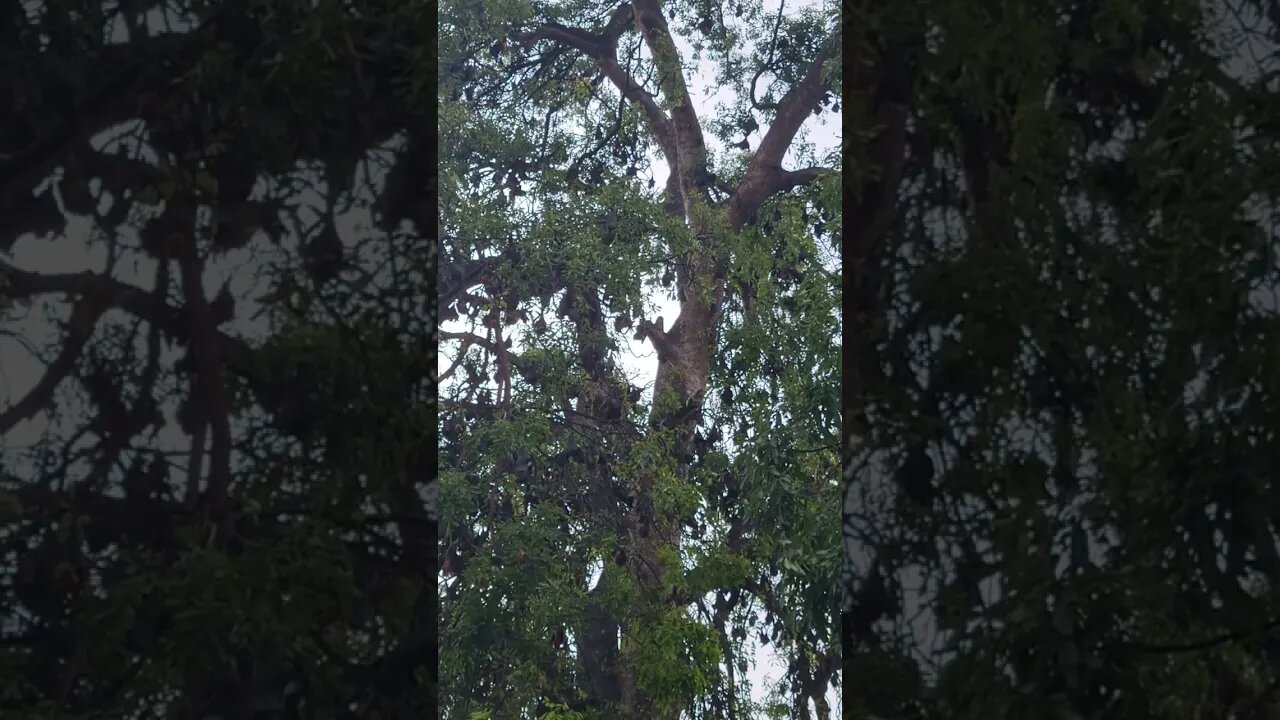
843 0 1280 718
1 1 437 717
437 1 839 719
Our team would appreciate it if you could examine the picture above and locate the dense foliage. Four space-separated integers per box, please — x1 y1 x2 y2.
438 1 839 719
843 0 1280 717
0 2 436 717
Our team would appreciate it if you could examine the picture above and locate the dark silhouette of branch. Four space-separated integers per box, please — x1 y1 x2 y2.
518 3 634 59
169 204 232 514
0 300 102 434
776 166 832 194
1115 616 1280 655
0 260 265 401
748 0 788 111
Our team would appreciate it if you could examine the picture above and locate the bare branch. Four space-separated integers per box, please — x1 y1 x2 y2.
776 166 832 194
441 329 501 353
0 260 263 394
727 30 840 230
518 3 634 59
748 0 789 111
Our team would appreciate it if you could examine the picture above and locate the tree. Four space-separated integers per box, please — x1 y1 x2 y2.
843 0 1280 717
0 2 437 717
437 1 839 719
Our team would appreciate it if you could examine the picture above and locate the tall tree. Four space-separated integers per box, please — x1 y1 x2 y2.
844 0 1280 717
0 1 437 717
438 1 839 718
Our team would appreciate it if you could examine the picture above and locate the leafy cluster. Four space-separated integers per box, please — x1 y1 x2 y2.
845 0 1280 717
0 1 437 717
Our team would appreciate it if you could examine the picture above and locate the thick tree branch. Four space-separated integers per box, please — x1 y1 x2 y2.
728 30 840 230
747 29 839 174
631 0 709 201
440 329 501 353
599 58 677 164
777 166 832 194
2 263 169 329
1112 616 1280 655
846 38 913 260
518 3 634 59
170 214 232 514
520 24 611 58
517 6 682 206
662 172 685 217
0 260 264 398
0 30 210 205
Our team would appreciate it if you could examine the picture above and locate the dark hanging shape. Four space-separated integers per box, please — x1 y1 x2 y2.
601 209 618 243
896 445 936 507
302 222 344 283
209 282 236 326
